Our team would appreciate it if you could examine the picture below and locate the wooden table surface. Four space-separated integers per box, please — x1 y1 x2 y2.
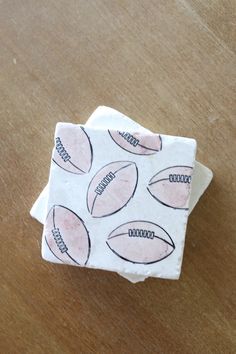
1 1 235 353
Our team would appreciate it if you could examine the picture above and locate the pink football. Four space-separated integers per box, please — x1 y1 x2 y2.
43 205 90 266
87 161 138 217
107 221 174 264
52 125 93 174
108 130 162 155
147 166 193 209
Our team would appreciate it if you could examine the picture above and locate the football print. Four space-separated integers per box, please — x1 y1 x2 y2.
43 205 90 266
147 166 193 209
87 161 138 217
106 221 175 264
52 125 93 174
108 130 162 155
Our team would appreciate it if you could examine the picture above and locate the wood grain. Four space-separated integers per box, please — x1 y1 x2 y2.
0 1 235 353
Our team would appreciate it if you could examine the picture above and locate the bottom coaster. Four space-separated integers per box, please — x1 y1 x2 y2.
31 107 213 282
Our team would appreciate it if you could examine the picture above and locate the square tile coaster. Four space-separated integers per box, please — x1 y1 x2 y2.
42 123 197 279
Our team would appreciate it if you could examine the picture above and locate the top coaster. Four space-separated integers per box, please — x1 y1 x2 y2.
42 123 197 279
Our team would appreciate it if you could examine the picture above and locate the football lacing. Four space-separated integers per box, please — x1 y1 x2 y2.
55 137 71 162
52 227 68 253
128 229 154 239
95 172 116 195
119 131 139 147
169 174 191 184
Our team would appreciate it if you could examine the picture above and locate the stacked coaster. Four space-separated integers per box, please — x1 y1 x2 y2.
31 107 213 282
